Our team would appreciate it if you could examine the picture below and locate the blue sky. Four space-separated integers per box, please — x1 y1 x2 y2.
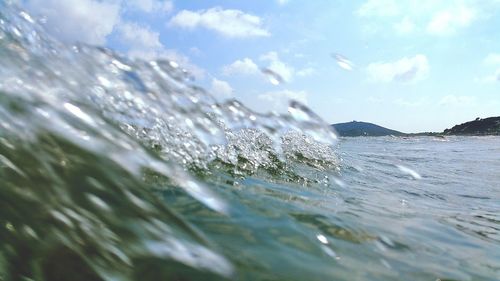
21 0 500 132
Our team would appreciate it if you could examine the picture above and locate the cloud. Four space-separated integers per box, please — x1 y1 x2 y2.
116 22 205 79
21 0 204 79
127 0 173 13
357 0 480 36
223 52 295 83
475 69 500 83
394 98 427 107
257 90 308 112
260 51 294 82
394 17 416 34
222 58 259 76
168 7 270 38
131 48 206 80
296 67 316 77
210 78 233 100
483 53 500 65
22 0 173 45
476 53 500 83
189 47 202 56
366 54 429 83
426 5 476 35
357 0 400 18
439 95 476 106
24 0 120 45
117 22 163 50
277 0 290 5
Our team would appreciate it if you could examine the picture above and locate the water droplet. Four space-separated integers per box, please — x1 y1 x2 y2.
288 101 315 122
5 222 15 232
11 27 21 37
111 59 132 71
332 53 354 71
50 210 74 228
400 199 408 207
396 164 422 179
22 225 38 239
332 176 346 187
380 259 392 269
86 194 111 211
169 60 179 68
261 68 284 85
379 235 395 247
97 76 112 87
321 245 340 260
19 11 34 23
63 103 95 125
0 154 26 177
317 234 328 244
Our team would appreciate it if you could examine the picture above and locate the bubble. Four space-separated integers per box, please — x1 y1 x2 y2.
0 4 343 280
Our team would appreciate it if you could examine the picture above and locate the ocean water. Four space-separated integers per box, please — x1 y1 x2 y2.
1 3 499 281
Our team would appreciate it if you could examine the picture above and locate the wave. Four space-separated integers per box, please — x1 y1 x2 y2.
0 3 338 280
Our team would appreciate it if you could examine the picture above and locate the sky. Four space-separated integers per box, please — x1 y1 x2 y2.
19 0 500 133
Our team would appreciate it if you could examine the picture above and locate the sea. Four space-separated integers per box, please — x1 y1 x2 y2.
0 3 499 281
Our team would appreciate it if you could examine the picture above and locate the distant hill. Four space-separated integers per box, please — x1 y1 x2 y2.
444 117 500 135
331 121 404 137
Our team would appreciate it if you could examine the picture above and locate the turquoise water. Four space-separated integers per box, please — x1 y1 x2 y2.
1 4 499 280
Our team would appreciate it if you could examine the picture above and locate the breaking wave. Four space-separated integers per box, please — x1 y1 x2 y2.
0 3 338 280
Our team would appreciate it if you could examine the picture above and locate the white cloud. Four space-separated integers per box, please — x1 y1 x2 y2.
131 48 206 80
222 58 259 76
439 95 476 106
24 0 120 45
260 51 294 82
160 50 205 80
22 0 173 46
475 53 500 83
222 53 296 83
394 17 416 34
366 54 429 83
127 0 173 13
210 78 233 100
296 67 315 77
117 22 163 50
394 98 427 107
427 5 476 35
168 7 270 38
116 22 205 79
357 0 480 36
257 90 308 112
189 47 202 56
357 0 400 18
21 0 204 80
277 0 290 5
475 68 500 83
483 53 500 65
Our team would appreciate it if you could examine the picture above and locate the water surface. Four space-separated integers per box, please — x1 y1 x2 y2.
0 4 499 281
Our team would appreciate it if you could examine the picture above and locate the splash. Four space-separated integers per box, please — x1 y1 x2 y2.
0 3 338 280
